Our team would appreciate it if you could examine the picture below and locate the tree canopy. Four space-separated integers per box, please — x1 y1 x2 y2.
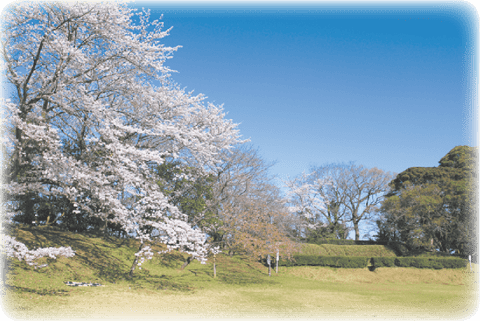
284 163 393 241
377 145 478 256
1 2 243 267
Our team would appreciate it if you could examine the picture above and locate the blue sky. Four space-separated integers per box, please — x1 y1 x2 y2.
0 1 476 239
137 1 478 240
134 1 478 185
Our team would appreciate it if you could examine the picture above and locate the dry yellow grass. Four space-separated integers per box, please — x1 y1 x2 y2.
3 226 478 321
5 263 478 320
283 265 474 285
299 243 397 257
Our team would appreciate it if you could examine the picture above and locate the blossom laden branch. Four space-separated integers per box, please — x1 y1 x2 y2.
2 1 244 273
3 235 75 269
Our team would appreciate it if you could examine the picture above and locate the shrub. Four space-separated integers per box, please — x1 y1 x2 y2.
278 255 369 268
394 257 466 269
370 257 396 267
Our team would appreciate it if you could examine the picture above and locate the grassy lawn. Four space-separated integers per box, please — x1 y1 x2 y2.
2 226 478 320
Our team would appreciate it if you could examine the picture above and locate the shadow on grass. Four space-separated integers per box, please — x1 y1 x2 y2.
158 252 186 269
216 273 276 286
11 226 132 283
7 285 71 297
9 226 281 293
124 273 196 292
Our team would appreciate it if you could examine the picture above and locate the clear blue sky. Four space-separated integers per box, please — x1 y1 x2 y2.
135 1 478 184
0 1 476 240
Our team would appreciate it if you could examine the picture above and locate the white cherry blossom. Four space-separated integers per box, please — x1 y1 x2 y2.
2 1 243 267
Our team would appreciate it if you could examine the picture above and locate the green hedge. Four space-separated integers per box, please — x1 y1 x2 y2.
308 239 386 246
339 257 370 268
370 257 396 267
392 257 466 269
276 255 467 269
307 239 411 247
278 255 369 268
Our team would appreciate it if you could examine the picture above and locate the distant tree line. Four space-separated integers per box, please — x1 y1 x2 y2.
283 145 478 260
283 162 394 242
12 143 476 261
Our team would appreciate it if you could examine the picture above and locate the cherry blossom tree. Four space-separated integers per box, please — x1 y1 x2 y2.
1 2 242 271
283 171 330 238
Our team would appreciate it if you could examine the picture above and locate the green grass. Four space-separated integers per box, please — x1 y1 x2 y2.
3 226 478 320
298 243 398 257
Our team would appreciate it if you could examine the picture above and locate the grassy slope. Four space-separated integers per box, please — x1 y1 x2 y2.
298 243 397 257
2 226 478 320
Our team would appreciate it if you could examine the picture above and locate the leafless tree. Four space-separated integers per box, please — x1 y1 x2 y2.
205 144 299 248
206 144 273 231
308 163 394 240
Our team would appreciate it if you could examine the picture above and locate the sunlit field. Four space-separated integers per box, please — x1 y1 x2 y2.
2 226 478 320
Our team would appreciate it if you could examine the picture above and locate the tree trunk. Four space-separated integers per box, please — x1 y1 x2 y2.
354 221 360 241
102 219 108 239
25 195 35 225
180 256 194 270
213 255 216 278
0 253 8 296
275 250 279 274
267 254 271 276
128 243 144 278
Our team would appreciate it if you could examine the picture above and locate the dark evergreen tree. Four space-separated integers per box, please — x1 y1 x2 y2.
377 146 478 256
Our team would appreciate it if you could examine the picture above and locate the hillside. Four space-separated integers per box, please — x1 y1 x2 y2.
4 225 468 288
3 225 477 320
298 243 397 257
6 226 399 288
4 225 274 292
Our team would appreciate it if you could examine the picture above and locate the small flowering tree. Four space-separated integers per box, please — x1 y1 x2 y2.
1 1 242 272
283 172 330 238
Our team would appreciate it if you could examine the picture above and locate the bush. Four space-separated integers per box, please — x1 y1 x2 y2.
393 257 412 267
394 257 466 269
307 239 397 246
278 255 369 268
336 257 370 268
276 254 466 270
438 258 468 269
370 257 396 267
